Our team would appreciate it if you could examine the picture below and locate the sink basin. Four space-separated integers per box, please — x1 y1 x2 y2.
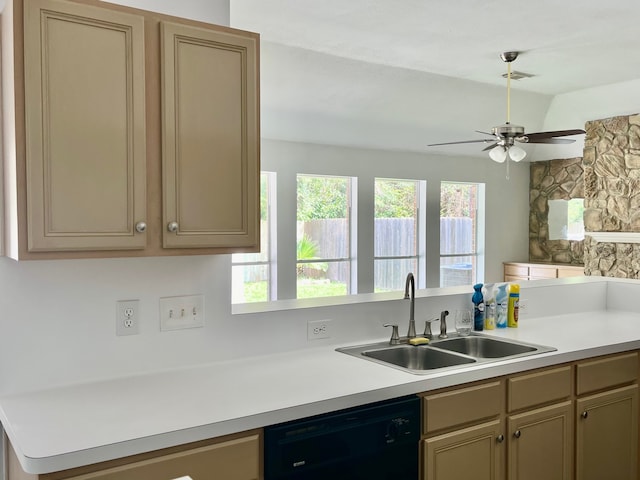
337 333 556 374
363 345 476 370
431 336 536 358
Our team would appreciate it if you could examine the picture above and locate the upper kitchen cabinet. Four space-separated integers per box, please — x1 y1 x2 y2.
22 0 147 253
1 0 260 260
161 22 259 249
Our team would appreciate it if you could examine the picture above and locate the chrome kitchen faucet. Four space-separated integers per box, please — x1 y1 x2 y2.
404 273 417 339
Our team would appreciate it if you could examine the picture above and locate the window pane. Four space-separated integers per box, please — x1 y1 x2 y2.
440 256 476 287
375 179 418 257
232 264 269 303
440 182 482 287
297 175 351 299
297 261 349 298
440 183 478 255
375 258 418 292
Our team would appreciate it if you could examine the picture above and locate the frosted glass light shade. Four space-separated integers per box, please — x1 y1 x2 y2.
508 145 527 162
489 145 507 163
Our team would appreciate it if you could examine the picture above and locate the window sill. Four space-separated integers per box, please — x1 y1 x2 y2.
231 285 475 315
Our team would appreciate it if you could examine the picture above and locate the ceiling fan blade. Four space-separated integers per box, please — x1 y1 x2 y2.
482 143 498 151
428 139 495 147
475 130 495 136
521 129 586 142
520 137 575 145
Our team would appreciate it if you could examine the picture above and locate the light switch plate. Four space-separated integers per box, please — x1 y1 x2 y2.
160 295 204 331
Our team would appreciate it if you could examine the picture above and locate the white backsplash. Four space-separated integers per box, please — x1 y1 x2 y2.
0 252 611 395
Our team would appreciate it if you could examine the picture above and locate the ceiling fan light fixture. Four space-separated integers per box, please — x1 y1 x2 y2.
508 145 527 162
489 145 507 163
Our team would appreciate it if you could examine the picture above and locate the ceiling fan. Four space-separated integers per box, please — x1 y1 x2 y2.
428 51 585 169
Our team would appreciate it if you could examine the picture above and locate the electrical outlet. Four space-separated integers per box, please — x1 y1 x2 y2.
160 295 205 331
518 298 528 316
308 319 332 340
116 300 139 336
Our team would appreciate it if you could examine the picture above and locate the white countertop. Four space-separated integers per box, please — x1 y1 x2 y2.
2 309 640 474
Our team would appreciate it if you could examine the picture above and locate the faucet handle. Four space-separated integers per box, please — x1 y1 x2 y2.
383 324 401 345
423 318 438 339
439 310 449 339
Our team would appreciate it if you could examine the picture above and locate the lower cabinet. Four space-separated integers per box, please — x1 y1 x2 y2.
507 401 573 480
7 429 262 480
422 420 503 480
576 386 638 480
420 352 638 480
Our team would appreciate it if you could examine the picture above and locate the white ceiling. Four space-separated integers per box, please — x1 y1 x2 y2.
231 0 640 160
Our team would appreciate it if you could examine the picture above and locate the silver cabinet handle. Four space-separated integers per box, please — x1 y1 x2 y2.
514 430 521 438
135 222 147 233
496 434 505 443
581 411 589 419
167 222 179 232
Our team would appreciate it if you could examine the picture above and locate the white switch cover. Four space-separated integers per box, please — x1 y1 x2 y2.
160 295 205 331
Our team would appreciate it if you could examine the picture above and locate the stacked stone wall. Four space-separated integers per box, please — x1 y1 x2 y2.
583 113 640 277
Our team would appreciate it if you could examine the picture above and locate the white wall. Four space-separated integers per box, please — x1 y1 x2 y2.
102 0 230 25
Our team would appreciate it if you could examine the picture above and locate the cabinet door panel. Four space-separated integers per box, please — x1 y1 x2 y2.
507 401 573 480
24 0 146 251
576 385 638 480
423 420 503 480
161 21 259 248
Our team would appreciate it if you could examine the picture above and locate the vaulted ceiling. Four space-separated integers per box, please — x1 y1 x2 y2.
230 0 640 160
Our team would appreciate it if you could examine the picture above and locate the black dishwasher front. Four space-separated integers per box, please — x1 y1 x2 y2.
264 395 420 480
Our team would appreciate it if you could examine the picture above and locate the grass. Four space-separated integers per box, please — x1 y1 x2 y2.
241 280 347 302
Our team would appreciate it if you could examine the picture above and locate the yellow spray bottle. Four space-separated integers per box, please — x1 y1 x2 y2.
507 283 520 328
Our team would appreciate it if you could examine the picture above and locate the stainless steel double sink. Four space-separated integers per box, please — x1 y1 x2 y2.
337 333 556 374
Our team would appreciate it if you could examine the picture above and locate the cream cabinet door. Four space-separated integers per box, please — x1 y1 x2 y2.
423 420 504 480
23 0 147 251
161 21 259 249
507 401 573 480
576 385 638 480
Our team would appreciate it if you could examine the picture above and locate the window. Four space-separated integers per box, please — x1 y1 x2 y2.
296 175 355 299
374 178 425 291
231 172 275 303
440 182 484 287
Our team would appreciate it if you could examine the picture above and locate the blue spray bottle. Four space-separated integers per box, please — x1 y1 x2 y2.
472 283 484 331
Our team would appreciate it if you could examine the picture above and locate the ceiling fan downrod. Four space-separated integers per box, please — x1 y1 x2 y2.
500 51 519 125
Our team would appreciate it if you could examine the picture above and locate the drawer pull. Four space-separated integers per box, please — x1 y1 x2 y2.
167 221 179 232
496 434 505 443
135 221 147 233
514 430 521 438
581 411 589 419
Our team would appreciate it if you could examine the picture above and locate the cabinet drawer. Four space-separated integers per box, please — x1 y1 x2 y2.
577 352 639 395
557 266 584 278
529 266 557 279
423 380 503 434
504 264 528 277
508 366 572 412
